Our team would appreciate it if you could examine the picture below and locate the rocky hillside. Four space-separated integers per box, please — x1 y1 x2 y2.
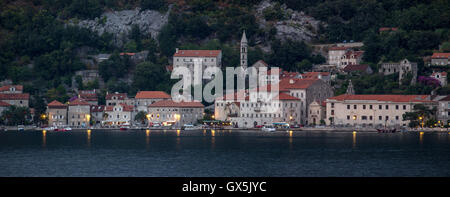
73 7 171 47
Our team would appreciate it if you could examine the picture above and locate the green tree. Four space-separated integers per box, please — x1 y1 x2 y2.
135 111 148 124
1 106 31 126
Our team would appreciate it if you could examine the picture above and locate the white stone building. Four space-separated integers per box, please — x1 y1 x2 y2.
325 94 434 127
147 100 204 127
431 53 450 66
47 100 67 126
135 91 171 112
68 98 91 128
104 103 134 126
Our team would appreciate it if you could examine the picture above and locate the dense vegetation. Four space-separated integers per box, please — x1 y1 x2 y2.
0 0 449 122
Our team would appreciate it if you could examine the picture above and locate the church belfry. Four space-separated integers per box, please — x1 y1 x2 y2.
240 31 248 69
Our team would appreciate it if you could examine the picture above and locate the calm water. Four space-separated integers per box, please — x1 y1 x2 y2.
0 130 449 177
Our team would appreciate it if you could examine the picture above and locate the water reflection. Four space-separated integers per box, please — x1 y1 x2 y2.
176 129 181 149
211 130 216 149
42 130 47 148
203 129 206 136
87 130 91 148
420 132 424 145
146 130 150 148
289 130 293 150
352 131 357 149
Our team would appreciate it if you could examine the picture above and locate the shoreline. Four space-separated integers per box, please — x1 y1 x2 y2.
3 126 448 133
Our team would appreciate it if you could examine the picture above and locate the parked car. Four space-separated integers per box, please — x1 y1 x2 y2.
290 124 301 128
17 125 25 131
255 125 264 128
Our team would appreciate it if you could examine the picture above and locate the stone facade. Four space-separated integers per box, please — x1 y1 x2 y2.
135 91 171 112
104 104 134 126
147 100 204 127
308 101 326 125
379 59 418 85
47 100 67 126
325 94 434 127
431 53 450 66
68 99 91 128
436 95 450 124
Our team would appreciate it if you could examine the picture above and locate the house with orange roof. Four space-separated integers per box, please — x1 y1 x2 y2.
436 95 450 124
135 91 171 112
68 98 91 128
328 46 364 68
104 103 134 126
106 92 129 106
47 100 67 126
147 100 204 126
172 48 222 85
431 53 450 66
325 94 435 127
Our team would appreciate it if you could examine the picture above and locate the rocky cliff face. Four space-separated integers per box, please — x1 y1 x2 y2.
255 0 324 42
72 8 170 47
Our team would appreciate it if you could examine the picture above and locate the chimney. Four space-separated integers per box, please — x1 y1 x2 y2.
289 79 294 84
175 48 179 53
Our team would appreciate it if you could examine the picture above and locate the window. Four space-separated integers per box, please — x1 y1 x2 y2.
362 116 367 120
369 116 373 120
379 116 382 120
347 116 350 120
385 116 389 120
403 105 406 110
395 116 399 120
396 105 399 110
369 105 373 109
354 105 357 109
385 105 389 110
363 105 366 110
379 105 382 110
331 103 334 108
347 105 350 109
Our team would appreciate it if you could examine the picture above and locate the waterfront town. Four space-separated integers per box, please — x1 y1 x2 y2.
0 31 448 132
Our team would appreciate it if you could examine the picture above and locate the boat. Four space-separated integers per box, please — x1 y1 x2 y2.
262 125 276 132
120 123 130 130
182 124 194 130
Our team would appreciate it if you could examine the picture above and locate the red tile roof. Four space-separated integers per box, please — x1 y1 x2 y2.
47 100 66 108
79 93 98 101
91 105 105 112
301 72 330 78
0 85 23 92
379 27 398 32
68 98 91 106
343 64 370 72
135 91 171 99
274 93 300 101
148 100 204 108
344 50 364 59
278 78 319 90
431 53 450 59
431 71 447 77
120 52 136 56
327 94 431 103
0 100 11 107
106 93 127 100
105 104 133 112
439 95 450 101
173 50 221 57
0 93 29 100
